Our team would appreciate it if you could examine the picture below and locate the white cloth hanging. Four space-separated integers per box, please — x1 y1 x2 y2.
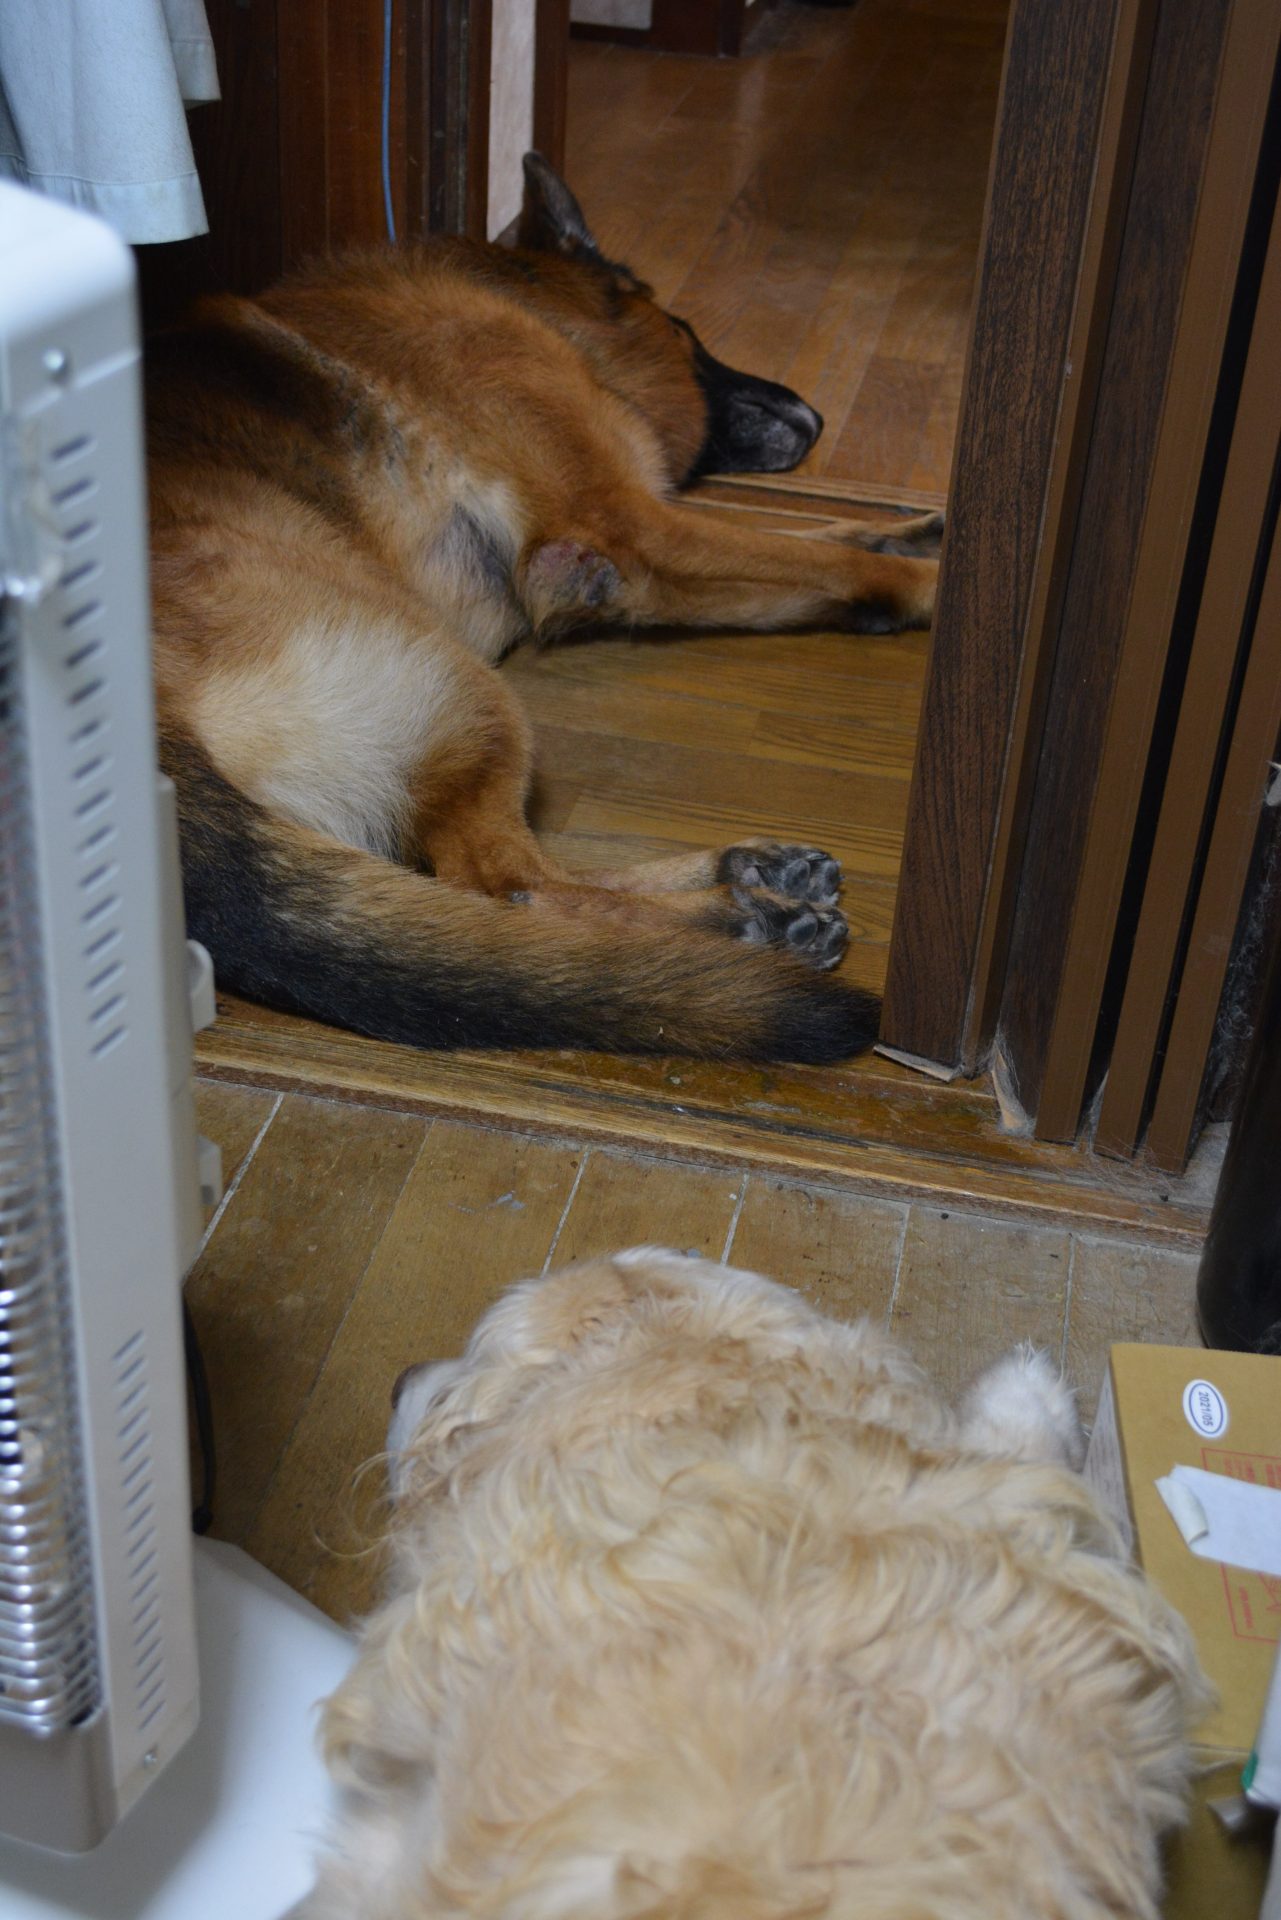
0 0 219 243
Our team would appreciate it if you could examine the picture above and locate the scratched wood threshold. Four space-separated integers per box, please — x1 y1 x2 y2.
196 998 1213 1249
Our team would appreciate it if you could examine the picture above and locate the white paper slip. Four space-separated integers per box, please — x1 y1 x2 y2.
1155 1464 1281 1579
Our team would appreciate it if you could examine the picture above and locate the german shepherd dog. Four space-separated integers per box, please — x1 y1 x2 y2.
148 156 940 1063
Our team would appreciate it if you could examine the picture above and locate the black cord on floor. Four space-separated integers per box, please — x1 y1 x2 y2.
183 1296 216 1536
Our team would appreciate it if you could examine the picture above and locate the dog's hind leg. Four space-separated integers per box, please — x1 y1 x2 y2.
581 841 843 901
406 663 565 898
403 667 852 966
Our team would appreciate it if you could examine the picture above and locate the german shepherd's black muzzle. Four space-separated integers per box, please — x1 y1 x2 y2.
688 335 824 480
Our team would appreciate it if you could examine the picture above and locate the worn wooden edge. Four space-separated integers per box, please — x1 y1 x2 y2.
194 1021 1209 1246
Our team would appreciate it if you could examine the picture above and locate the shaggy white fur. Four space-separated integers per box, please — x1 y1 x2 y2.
303 1249 1210 1920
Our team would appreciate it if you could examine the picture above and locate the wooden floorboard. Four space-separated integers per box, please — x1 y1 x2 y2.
185 1096 424 1540
566 0 1005 496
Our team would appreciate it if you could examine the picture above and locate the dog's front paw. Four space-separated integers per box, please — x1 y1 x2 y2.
842 508 945 558
728 886 848 969
716 842 842 906
844 554 938 632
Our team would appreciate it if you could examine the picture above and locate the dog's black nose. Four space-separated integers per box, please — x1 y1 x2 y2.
689 343 826 479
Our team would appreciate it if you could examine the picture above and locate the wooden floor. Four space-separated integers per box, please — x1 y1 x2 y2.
565 0 1005 495
508 479 935 999
192 1084 1202 1629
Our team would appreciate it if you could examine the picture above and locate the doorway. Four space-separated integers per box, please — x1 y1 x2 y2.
191 0 1243 1241
508 0 1006 1001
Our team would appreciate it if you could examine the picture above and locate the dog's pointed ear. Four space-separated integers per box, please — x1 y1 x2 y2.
519 152 598 257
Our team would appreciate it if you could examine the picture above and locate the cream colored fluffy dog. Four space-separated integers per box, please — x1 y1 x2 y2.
304 1248 1209 1920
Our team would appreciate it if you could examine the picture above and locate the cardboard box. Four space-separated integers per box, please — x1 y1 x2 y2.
1086 1344 1279 1916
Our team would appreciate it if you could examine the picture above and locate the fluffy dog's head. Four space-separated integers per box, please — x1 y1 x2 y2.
307 1251 1209 1920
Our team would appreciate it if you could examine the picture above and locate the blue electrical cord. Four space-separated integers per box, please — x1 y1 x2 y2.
382 0 398 244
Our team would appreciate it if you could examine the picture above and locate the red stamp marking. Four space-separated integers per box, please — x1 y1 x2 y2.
1202 1448 1281 1644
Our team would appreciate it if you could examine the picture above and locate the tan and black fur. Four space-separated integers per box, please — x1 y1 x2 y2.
148 155 940 1062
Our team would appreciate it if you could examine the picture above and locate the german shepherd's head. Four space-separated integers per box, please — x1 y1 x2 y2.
516 153 824 486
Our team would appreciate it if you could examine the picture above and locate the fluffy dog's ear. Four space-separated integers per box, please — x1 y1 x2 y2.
519 152 599 256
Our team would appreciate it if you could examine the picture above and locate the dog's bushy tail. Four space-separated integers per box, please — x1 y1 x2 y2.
169 739 879 1064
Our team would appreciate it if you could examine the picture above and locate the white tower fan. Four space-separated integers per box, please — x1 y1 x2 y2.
0 182 351 1915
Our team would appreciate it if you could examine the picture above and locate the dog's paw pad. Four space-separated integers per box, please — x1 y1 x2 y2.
717 843 842 905
730 887 848 968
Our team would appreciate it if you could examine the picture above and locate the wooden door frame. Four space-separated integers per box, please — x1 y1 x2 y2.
1096 176 1281 1163
534 0 571 170
881 0 1281 1174
880 0 1146 1078
137 0 494 330
414 0 494 240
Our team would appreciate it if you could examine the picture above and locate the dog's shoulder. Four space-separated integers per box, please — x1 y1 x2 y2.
146 294 389 455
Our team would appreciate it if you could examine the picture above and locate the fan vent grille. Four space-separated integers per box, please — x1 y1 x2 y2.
110 1331 166 1733
45 432 129 1058
0 603 103 1734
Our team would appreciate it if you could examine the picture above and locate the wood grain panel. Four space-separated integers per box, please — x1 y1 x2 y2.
955 0 1158 1064
1032 1 1281 1142
534 0 571 173
323 0 400 246
536 727 910 881
995 0 1232 1124
276 0 332 261
245 1122 581 1615
465 0 494 241
829 356 947 492
1096 172 1281 1157
564 0 999 495
184 1095 425 1540
881 0 1125 1066
506 633 927 730
889 1208 1070 1398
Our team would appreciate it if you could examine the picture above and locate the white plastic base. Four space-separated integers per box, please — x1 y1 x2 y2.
0 1539 354 1918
